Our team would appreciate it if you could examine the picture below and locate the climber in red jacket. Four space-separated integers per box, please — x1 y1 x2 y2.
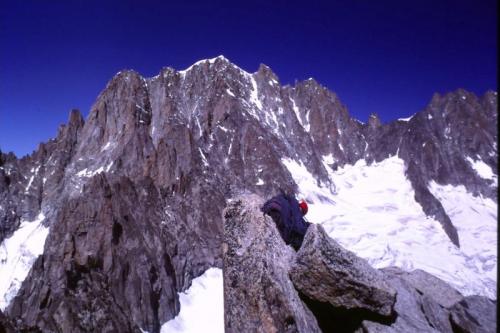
261 193 311 250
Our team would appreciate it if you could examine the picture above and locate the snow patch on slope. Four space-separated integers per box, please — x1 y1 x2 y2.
160 267 223 333
466 156 496 180
249 76 263 110
282 155 497 299
77 167 104 178
322 154 335 168
0 213 49 310
282 159 334 201
290 97 304 129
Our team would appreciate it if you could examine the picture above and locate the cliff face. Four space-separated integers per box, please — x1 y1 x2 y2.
0 56 497 332
223 194 496 333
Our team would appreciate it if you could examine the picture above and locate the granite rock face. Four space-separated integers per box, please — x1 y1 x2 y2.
223 194 321 333
0 57 497 331
8 174 220 333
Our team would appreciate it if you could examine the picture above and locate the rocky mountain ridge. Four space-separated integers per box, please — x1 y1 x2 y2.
0 56 497 332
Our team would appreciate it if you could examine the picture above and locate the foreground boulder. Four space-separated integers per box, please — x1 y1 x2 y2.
361 267 496 333
361 267 454 332
290 224 396 318
223 194 321 333
449 296 497 333
388 268 463 308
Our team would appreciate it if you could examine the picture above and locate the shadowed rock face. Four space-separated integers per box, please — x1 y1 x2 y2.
7 174 221 333
0 57 497 331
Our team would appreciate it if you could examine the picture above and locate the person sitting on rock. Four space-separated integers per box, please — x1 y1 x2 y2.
261 192 311 251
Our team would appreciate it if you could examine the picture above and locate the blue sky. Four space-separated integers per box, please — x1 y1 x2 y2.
0 0 497 157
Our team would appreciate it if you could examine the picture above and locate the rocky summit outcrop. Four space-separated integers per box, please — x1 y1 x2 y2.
0 57 497 331
224 194 496 333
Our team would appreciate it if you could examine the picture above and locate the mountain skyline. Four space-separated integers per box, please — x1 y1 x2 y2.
1 55 497 158
1 0 497 156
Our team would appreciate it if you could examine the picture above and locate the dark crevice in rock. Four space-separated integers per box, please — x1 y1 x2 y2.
149 265 160 333
450 313 467 333
163 253 176 289
298 291 397 333
66 264 88 291
38 289 51 310
112 220 123 245
419 302 435 329
121 262 130 284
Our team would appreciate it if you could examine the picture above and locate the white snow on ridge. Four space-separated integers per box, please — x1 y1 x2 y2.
178 56 227 75
282 155 497 299
466 156 496 180
101 141 117 152
76 166 105 178
304 110 311 132
160 268 223 333
0 213 49 310
398 114 414 122
25 175 35 193
25 166 40 193
249 76 263 110
322 153 335 166
290 97 304 128
199 148 209 167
